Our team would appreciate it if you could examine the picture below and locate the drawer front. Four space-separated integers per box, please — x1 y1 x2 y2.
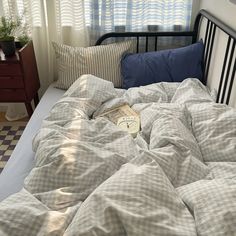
0 89 26 102
0 76 24 88
0 63 22 76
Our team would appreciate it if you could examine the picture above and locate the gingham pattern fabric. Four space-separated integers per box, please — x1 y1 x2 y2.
0 76 236 235
189 103 236 162
0 189 80 235
171 79 236 163
146 104 209 188
52 40 135 89
171 78 215 104
65 153 197 236
177 179 236 236
205 162 236 179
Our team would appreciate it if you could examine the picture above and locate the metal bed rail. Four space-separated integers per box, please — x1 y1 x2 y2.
194 10 236 104
96 31 195 53
95 10 236 105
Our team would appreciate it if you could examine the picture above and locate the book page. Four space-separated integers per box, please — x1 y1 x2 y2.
97 104 139 124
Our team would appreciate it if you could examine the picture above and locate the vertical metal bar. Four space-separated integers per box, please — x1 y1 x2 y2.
226 53 236 105
146 36 149 52
204 24 216 84
192 12 202 43
202 20 210 81
136 36 139 53
204 20 210 56
221 40 236 103
205 22 213 69
155 36 157 51
217 37 231 103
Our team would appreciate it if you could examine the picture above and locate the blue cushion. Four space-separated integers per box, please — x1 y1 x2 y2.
121 40 204 89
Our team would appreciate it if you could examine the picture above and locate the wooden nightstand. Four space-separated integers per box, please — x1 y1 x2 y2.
0 41 40 117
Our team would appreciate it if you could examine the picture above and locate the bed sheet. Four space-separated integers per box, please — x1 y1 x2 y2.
0 84 65 202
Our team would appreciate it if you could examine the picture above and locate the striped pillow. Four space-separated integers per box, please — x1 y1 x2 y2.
52 41 135 90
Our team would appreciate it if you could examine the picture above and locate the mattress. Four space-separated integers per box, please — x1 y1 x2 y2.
0 84 65 201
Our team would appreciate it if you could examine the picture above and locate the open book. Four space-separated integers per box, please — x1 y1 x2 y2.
97 104 140 137
97 104 139 124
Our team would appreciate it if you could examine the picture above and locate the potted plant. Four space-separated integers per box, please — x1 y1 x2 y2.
18 34 30 47
17 23 31 47
0 16 21 56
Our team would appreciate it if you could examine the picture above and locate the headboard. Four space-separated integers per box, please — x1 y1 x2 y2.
95 10 236 105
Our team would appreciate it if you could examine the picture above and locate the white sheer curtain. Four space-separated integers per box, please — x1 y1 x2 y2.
0 0 88 120
85 0 193 45
0 0 192 120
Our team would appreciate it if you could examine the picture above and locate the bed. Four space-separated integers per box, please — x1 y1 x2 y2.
0 10 235 235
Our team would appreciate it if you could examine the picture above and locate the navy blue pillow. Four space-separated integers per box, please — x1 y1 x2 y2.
121 40 204 89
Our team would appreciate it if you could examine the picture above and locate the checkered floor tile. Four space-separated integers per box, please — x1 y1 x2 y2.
0 124 26 173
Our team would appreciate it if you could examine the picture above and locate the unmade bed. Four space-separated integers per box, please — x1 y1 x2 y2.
0 84 65 201
0 10 236 236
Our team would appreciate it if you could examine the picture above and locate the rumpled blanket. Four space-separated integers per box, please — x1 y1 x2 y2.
0 74 235 236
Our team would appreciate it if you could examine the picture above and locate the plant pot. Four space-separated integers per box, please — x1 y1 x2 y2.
0 39 16 56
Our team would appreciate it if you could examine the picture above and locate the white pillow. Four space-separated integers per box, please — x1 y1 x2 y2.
52 40 135 89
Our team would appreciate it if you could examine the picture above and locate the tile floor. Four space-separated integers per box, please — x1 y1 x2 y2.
0 121 27 173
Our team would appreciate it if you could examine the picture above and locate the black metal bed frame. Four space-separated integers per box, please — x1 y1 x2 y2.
95 10 236 105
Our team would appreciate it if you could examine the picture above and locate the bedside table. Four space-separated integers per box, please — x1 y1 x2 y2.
0 41 40 117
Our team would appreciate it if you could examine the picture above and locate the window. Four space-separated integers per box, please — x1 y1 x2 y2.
83 0 193 31
1 0 193 45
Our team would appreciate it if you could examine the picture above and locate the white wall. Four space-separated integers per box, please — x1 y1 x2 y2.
199 0 236 107
191 0 200 29
199 0 236 30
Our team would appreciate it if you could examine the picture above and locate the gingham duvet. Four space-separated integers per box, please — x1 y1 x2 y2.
0 75 236 236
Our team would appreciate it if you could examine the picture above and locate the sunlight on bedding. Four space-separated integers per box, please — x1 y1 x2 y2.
0 74 236 235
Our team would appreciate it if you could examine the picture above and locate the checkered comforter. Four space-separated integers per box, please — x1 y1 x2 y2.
0 75 236 235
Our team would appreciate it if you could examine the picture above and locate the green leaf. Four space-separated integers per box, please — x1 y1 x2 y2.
0 16 22 40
